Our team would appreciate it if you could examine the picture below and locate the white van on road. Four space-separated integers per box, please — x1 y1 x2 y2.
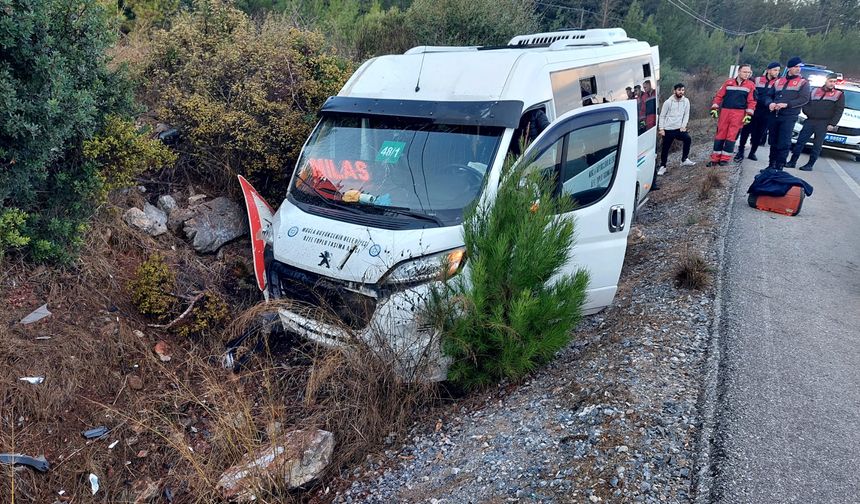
239 29 660 379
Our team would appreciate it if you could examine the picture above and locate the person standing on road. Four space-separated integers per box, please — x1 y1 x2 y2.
657 83 695 176
785 73 844 171
708 64 756 166
765 56 811 170
735 62 780 161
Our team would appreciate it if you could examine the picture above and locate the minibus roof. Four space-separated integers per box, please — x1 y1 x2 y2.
339 29 654 106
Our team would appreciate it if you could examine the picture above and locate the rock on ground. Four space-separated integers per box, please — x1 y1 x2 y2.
217 429 335 502
123 203 167 236
182 196 247 253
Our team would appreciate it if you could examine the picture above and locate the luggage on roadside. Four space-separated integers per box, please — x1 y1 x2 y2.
747 185 805 216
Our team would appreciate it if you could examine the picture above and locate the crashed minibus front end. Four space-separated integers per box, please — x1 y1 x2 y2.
239 97 523 381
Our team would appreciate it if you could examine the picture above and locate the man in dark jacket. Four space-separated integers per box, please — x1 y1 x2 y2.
765 56 810 170
735 62 780 161
786 73 845 171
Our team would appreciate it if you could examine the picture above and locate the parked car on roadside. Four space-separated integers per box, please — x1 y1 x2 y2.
792 82 860 162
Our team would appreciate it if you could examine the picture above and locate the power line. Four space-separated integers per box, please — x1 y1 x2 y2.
533 1 625 25
667 0 829 36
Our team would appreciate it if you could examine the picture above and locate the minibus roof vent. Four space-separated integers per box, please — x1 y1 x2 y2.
508 28 632 48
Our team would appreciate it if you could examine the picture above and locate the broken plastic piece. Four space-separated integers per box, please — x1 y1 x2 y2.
108 440 119 449
19 376 45 384
89 473 100 495
82 426 110 439
0 453 50 472
20 304 51 324
222 313 281 372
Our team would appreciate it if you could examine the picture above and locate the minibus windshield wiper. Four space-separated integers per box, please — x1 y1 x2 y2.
296 183 363 215
377 206 445 227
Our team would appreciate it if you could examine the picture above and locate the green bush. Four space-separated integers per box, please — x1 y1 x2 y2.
353 6 414 59
0 0 137 263
426 158 589 389
407 0 538 47
83 115 178 194
176 290 230 339
143 0 353 201
129 253 177 320
98 0 182 33
0 208 30 261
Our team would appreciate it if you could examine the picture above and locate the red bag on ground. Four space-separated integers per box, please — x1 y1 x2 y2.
747 186 805 216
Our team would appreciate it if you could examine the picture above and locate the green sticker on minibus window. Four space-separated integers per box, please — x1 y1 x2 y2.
376 141 407 163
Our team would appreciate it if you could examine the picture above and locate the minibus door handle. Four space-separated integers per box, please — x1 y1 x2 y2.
608 205 625 233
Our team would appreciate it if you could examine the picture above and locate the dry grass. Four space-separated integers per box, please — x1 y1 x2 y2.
675 250 712 290
699 169 725 200
1 193 439 503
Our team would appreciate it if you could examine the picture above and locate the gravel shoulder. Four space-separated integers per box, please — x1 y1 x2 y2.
329 139 739 504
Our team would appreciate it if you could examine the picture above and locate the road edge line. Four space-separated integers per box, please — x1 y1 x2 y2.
691 163 741 504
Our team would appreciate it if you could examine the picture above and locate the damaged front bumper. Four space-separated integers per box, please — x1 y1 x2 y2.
266 251 450 382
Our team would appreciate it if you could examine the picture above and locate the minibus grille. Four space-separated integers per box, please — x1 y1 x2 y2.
267 260 377 331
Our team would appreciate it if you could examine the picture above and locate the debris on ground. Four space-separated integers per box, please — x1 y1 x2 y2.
19 376 45 384
153 340 172 362
81 426 110 439
20 303 51 324
0 453 50 472
88 473 100 495
217 429 335 502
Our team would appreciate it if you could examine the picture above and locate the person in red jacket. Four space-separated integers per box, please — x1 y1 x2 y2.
707 64 756 166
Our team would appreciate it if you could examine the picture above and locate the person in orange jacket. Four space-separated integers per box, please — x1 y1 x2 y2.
707 64 756 166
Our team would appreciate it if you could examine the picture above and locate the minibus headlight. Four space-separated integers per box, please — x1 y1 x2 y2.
382 248 466 285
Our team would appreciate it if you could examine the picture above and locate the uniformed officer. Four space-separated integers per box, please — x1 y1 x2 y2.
765 56 811 170
786 73 845 171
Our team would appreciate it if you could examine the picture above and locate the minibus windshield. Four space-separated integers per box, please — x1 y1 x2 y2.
289 114 503 227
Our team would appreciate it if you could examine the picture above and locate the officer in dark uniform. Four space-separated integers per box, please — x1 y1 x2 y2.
786 73 845 171
735 61 780 161
765 56 810 170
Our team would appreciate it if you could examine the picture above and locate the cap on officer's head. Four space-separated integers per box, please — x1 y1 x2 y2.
827 72 839 80
766 61 780 70
786 56 803 68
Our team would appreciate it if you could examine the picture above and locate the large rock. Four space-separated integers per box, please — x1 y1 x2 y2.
167 207 195 234
123 203 167 236
182 197 247 253
216 429 334 502
157 194 178 214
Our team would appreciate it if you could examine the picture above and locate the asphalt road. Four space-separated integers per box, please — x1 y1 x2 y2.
710 149 860 503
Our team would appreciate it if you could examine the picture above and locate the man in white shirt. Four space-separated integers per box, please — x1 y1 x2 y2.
657 83 696 176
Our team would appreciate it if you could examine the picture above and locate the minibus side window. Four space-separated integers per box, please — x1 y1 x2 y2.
560 121 622 207
580 76 599 106
522 136 563 185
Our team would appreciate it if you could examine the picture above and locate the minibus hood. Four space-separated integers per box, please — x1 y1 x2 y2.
269 199 464 285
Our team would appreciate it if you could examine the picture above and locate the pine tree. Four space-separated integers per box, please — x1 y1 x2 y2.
426 156 589 389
